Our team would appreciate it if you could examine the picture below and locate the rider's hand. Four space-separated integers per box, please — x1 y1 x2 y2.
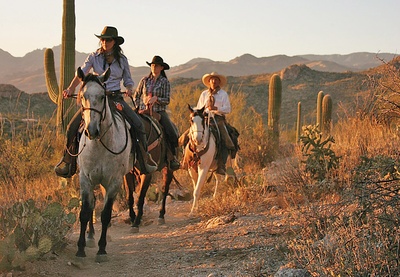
207 104 217 111
62 88 71 99
146 96 158 105
125 89 133 97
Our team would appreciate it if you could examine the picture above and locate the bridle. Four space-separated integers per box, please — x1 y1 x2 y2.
78 75 129 155
189 110 212 155
80 75 107 122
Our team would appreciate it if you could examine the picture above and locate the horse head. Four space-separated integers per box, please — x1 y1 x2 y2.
78 67 110 140
188 104 207 145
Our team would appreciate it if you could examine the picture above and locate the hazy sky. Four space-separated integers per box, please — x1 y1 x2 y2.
1 0 399 67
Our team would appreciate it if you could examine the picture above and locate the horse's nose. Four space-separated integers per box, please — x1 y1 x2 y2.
86 124 100 140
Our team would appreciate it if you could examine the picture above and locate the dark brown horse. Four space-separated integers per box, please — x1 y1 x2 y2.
124 113 176 231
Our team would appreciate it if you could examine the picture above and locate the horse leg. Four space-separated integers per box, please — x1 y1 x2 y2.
124 172 136 225
158 168 173 225
96 196 114 262
190 168 209 216
76 192 93 258
132 174 152 230
213 172 219 198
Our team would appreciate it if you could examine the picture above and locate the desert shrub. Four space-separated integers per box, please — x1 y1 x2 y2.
0 118 80 271
287 116 400 275
0 198 79 271
300 125 340 182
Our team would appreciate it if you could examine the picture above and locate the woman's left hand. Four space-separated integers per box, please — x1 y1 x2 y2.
125 89 133 97
146 96 158 105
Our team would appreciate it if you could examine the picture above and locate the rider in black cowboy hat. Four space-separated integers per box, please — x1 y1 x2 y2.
54 26 157 178
133 55 180 171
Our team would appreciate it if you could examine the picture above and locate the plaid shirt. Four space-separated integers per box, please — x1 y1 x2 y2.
134 75 170 112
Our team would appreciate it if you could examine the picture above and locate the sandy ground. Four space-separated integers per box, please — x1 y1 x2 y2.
8 200 290 277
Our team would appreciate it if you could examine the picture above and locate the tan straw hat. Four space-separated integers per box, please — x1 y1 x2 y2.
95 26 124 45
202 72 227 88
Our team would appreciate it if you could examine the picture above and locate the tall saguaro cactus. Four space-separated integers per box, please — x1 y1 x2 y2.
44 0 76 134
296 101 302 143
268 74 282 148
322 94 333 134
316 90 324 129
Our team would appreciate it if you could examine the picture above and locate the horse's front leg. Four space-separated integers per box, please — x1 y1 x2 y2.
132 174 152 230
76 191 94 258
124 172 136 225
190 167 209 216
96 195 114 263
158 168 173 225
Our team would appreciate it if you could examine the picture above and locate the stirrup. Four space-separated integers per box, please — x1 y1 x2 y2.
54 161 73 178
143 153 157 174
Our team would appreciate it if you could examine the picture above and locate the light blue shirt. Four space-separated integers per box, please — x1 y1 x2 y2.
80 50 134 91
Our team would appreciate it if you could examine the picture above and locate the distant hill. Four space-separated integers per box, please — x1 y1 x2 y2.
0 46 396 94
1 64 374 131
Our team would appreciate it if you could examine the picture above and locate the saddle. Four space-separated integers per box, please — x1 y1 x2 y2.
138 113 163 152
138 106 161 121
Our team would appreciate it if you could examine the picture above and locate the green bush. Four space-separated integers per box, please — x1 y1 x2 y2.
0 198 79 271
300 125 340 181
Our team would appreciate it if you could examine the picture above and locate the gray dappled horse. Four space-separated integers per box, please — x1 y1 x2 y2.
75 67 132 262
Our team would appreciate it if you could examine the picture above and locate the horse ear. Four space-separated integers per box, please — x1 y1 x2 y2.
77 67 85 80
199 106 205 114
188 103 194 113
99 68 111 83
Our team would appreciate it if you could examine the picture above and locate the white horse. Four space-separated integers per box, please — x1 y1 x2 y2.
185 105 225 216
75 67 132 263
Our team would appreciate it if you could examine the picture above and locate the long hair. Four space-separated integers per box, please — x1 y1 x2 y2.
98 42 124 68
147 70 168 79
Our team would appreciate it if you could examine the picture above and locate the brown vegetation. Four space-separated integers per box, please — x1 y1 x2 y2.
0 58 399 275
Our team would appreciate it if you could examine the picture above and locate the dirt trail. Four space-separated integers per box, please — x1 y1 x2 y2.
15 200 287 277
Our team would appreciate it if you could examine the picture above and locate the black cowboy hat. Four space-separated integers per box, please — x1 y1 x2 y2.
95 26 124 45
146 56 170 70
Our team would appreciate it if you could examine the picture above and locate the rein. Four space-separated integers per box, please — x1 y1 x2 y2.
78 77 130 156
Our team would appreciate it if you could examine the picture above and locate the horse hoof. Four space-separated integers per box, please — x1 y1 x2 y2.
86 238 96 248
131 226 139 233
72 256 87 269
95 254 109 263
157 218 165 225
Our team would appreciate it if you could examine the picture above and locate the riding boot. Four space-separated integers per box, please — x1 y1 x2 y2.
167 141 180 171
54 138 78 178
136 132 157 174
216 146 228 175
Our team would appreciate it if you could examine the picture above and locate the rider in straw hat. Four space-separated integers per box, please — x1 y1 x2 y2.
196 72 236 174
179 72 238 175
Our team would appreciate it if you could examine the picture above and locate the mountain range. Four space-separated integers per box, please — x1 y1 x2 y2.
0 46 396 94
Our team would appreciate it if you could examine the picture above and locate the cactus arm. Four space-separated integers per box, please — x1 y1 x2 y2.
316 90 324 128
296 101 302 143
322 94 333 134
44 49 59 104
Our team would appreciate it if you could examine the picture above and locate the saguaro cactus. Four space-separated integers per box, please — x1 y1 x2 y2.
296 101 301 143
268 74 282 147
322 94 333 134
316 90 324 129
44 0 76 134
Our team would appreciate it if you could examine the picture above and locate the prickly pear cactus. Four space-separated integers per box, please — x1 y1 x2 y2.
44 0 76 134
